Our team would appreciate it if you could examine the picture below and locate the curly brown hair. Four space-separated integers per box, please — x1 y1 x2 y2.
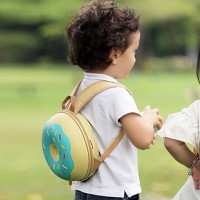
66 0 140 72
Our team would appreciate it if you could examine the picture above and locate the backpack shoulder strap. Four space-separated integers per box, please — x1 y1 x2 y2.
62 80 132 113
74 80 124 114
92 128 125 172
75 81 129 165
62 80 130 171
62 80 129 114
61 80 82 110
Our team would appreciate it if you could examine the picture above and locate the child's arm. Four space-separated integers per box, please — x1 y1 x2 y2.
120 105 162 150
164 137 200 189
164 138 197 168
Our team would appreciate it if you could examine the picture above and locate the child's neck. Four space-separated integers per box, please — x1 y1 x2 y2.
89 67 119 79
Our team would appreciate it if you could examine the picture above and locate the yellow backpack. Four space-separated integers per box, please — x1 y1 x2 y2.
42 80 125 184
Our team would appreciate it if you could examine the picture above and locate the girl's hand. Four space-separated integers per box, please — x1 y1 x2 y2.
192 161 200 190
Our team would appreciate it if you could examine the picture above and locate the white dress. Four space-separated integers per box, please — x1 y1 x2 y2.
158 100 200 200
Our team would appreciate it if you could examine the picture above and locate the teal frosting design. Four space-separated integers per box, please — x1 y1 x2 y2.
42 122 74 180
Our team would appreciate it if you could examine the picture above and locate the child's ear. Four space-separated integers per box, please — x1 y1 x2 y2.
109 48 120 64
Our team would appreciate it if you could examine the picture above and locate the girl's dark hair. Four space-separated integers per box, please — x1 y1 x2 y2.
197 49 200 84
66 0 140 71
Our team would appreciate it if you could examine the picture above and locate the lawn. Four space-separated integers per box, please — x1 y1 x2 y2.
0 64 198 200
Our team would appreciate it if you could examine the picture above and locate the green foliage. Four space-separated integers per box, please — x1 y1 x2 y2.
148 17 198 56
0 0 83 36
0 0 199 63
126 0 200 24
0 31 41 62
2 0 197 36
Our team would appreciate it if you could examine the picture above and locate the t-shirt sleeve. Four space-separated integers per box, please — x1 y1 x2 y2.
158 100 200 149
107 87 141 126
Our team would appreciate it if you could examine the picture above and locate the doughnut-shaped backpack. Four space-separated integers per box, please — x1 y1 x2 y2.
42 80 125 184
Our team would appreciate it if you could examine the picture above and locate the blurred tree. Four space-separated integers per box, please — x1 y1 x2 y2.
0 0 199 65
126 0 200 62
0 0 83 63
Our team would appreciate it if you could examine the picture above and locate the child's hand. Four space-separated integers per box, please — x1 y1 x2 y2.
120 105 163 150
141 105 163 132
140 105 163 149
192 161 200 190
145 134 156 149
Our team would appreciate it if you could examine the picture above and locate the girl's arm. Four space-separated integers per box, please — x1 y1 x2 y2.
164 138 197 168
120 105 162 150
164 138 200 189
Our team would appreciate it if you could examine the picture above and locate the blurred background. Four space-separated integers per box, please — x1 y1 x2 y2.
1 0 199 67
0 0 200 200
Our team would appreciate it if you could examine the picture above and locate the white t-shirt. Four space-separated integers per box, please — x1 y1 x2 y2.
71 73 142 197
158 100 200 199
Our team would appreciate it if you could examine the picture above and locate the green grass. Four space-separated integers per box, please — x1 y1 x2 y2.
0 64 198 200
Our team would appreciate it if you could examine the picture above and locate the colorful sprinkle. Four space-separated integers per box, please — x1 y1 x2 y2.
62 165 68 170
63 154 66 159
61 144 65 149
59 134 62 140
50 126 52 130
43 144 46 150
47 130 50 136
53 138 56 143
54 130 57 136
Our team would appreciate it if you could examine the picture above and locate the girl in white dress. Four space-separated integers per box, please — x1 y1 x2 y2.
158 48 200 200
